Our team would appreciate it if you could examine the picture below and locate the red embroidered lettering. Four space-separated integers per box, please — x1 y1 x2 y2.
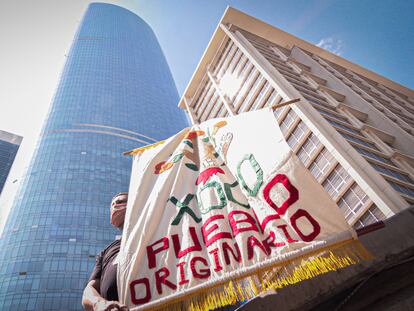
228 210 260 237
258 213 279 232
247 235 269 260
277 224 298 243
201 214 232 247
208 248 223 272
262 230 285 254
155 267 177 294
176 262 189 285
290 209 321 242
172 227 202 258
190 256 211 279
130 278 151 305
263 174 299 215
222 241 241 265
147 237 169 269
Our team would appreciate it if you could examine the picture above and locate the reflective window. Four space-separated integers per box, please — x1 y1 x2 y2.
309 148 335 181
287 121 308 149
0 4 188 310
340 132 378 150
337 183 369 221
326 119 360 135
370 163 413 184
353 205 386 229
388 180 414 198
280 109 298 134
354 146 394 165
323 164 351 199
297 133 321 165
0 139 20 194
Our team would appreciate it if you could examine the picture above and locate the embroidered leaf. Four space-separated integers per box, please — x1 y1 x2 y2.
183 140 193 148
185 163 199 171
202 137 209 142
172 153 184 163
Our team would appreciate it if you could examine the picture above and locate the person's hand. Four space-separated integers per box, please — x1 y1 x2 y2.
93 299 128 311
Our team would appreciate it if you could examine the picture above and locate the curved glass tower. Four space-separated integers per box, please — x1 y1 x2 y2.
0 3 187 310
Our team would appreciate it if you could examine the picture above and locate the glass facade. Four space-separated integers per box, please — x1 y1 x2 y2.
0 3 187 310
0 131 22 195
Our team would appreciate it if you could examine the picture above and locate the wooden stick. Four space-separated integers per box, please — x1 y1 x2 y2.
123 140 166 156
123 149 136 156
271 98 300 110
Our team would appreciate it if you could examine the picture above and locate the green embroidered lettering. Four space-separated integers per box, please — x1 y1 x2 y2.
236 153 263 197
197 181 227 214
169 194 201 226
224 181 250 209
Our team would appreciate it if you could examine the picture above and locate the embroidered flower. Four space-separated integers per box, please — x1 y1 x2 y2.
212 121 228 135
154 161 174 174
184 130 205 140
196 167 225 185
214 121 227 128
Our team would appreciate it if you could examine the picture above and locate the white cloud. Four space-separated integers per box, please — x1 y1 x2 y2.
316 37 344 56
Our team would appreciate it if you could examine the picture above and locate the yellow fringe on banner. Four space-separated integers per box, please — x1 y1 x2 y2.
143 239 372 311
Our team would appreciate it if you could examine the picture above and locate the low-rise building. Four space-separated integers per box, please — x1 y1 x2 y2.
0 130 22 196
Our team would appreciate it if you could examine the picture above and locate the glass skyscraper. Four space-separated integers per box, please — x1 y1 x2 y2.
0 130 22 196
0 3 187 310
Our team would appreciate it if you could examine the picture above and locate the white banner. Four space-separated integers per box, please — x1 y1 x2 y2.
118 108 362 310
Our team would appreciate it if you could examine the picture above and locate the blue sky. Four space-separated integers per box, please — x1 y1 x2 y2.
0 0 412 230
125 0 414 94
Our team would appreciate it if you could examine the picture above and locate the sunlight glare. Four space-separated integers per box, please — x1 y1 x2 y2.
219 72 242 98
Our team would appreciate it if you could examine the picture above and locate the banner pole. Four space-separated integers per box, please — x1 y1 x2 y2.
123 140 166 156
271 98 300 110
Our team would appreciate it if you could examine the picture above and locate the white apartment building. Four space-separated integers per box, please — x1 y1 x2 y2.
178 7 414 229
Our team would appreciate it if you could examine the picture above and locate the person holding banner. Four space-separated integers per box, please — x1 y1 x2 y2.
117 108 370 310
82 192 129 311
